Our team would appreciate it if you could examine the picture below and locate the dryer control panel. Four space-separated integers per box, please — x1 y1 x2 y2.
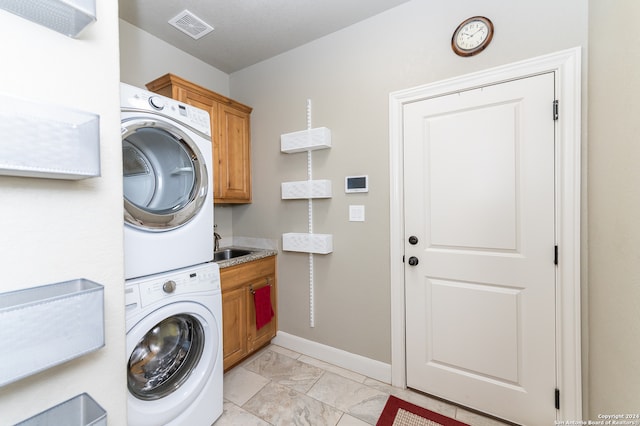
120 82 211 137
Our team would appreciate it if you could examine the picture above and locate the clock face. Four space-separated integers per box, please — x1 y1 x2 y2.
452 16 494 56
456 21 488 49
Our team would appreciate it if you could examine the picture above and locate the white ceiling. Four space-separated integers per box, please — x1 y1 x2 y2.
118 0 412 74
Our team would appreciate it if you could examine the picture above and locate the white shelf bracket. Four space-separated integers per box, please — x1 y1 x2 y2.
280 99 333 328
306 99 315 328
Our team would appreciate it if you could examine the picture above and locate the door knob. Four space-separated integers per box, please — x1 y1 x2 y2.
408 236 418 245
408 256 419 266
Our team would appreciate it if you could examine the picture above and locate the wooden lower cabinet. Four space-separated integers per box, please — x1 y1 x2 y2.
221 286 247 369
221 256 277 371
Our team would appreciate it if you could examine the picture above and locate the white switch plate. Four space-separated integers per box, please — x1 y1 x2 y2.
349 205 365 222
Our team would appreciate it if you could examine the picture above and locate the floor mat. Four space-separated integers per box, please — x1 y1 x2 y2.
376 395 470 426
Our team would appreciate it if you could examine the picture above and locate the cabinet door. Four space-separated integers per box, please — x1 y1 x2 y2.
247 276 276 352
217 104 252 203
222 286 247 371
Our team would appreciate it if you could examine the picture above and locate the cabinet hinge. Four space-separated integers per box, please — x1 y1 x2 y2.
553 100 559 121
555 388 560 410
554 245 559 265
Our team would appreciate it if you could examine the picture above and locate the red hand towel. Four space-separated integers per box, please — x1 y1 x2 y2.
253 286 274 330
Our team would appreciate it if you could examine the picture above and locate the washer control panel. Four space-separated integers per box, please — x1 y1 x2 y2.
125 263 220 309
162 280 177 293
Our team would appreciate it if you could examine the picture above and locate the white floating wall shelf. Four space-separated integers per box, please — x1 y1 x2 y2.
281 127 331 153
279 125 332 255
282 233 333 254
281 179 332 199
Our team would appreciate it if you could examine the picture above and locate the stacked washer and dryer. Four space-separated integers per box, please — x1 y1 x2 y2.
120 83 223 426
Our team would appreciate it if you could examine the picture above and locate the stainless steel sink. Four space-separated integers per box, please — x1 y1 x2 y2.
213 248 254 262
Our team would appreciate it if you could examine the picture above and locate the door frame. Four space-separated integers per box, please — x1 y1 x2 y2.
388 47 582 419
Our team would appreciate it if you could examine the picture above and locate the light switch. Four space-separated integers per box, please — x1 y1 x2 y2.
349 205 365 222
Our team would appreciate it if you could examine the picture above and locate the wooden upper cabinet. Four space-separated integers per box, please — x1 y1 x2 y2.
146 74 253 204
218 104 252 202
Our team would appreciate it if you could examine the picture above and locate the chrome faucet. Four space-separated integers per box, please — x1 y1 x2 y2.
214 224 221 252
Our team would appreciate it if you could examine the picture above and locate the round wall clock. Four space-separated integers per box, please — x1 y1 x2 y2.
451 16 494 57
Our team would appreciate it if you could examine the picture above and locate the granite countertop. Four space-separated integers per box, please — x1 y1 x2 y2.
213 246 278 269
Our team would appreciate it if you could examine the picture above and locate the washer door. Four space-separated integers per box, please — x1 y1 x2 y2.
127 301 220 426
122 118 208 231
128 314 204 401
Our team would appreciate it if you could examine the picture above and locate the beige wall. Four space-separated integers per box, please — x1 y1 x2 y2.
230 0 588 364
587 0 640 416
0 3 126 424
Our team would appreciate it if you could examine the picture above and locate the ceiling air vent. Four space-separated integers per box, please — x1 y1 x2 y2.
168 10 213 40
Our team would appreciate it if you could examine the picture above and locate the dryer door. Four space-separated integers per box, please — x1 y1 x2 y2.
122 118 208 231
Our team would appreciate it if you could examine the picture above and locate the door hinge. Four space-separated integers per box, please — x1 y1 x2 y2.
555 388 560 410
553 100 559 120
554 245 559 265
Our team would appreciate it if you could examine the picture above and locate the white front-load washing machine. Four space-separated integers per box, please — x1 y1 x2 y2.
121 83 214 280
125 262 223 426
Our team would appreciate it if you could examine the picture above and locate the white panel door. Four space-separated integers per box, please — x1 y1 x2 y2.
404 72 556 425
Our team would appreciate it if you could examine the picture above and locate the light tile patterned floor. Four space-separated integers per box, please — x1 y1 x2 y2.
214 344 512 426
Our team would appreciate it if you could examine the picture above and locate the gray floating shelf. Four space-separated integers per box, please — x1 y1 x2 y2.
16 393 106 426
0 0 97 38
0 93 100 180
0 279 104 387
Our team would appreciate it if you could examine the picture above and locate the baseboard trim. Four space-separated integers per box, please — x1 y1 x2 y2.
272 331 392 384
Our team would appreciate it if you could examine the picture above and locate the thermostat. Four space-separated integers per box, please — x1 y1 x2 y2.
345 175 368 193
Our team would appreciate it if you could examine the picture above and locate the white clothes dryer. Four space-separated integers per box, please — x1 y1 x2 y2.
125 262 223 426
121 83 214 279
